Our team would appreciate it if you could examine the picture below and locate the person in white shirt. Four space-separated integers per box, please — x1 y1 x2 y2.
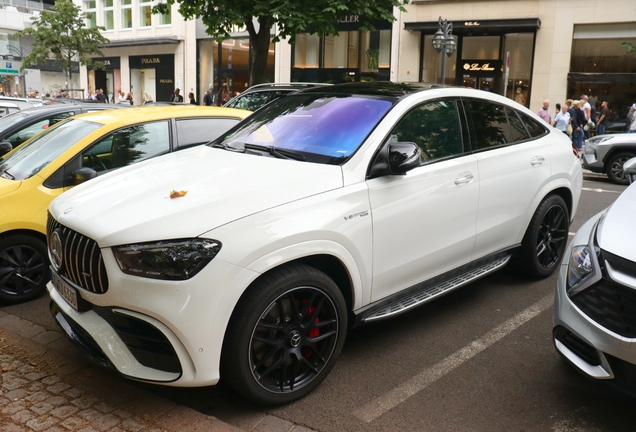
117 91 126 103
581 95 592 123
553 105 571 133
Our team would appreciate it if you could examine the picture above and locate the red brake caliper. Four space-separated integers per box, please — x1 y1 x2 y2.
302 300 320 359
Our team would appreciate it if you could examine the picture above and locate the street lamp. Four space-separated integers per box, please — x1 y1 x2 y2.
432 16 457 84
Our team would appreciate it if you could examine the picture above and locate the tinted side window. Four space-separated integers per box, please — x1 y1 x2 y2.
175 117 242 149
388 99 463 163
227 92 269 110
81 121 170 173
506 107 531 142
464 99 510 149
518 110 547 138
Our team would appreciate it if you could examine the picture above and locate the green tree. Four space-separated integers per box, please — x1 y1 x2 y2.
623 42 636 55
153 0 407 86
14 0 110 83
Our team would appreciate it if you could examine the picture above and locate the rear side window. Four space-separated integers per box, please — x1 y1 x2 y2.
464 99 510 149
505 107 531 142
175 117 242 149
518 110 547 138
387 99 464 163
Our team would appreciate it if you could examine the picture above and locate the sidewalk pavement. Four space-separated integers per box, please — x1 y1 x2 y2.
0 308 315 432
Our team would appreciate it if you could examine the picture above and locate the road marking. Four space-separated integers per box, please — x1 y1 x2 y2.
353 293 553 423
582 187 621 194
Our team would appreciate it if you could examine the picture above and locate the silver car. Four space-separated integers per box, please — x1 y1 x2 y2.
583 133 636 184
553 158 636 391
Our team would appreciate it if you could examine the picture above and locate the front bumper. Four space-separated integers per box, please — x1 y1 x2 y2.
582 145 604 173
553 235 636 392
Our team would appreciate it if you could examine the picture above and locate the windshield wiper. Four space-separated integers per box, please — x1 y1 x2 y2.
242 143 305 161
0 167 14 180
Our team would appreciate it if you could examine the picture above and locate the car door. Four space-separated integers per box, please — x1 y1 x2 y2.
367 98 479 302
462 98 551 260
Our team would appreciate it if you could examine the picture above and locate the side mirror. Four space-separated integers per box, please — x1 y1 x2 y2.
0 141 13 156
71 167 97 185
388 142 422 174
623 157 636 185
368 141 422 179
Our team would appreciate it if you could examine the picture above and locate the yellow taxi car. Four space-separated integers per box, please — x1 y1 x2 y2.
0 105 251 303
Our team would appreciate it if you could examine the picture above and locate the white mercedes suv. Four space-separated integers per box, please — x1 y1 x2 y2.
47 83 583 405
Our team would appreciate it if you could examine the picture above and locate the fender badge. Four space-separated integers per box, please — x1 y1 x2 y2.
170 190 188 199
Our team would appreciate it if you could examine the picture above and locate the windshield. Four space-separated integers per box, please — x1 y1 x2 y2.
0 111 32 132
0 119 102 180
217 93 393 164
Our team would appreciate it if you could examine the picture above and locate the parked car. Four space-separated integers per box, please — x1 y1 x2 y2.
0 96 38 111
46 82 582 405
223 82 330 111
0 101 22 118
0 104 128 156
583 133 636 184
0 105 251 304
553 157 636 393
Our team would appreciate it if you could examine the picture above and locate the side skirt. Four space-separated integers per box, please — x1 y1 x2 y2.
353 247 519 327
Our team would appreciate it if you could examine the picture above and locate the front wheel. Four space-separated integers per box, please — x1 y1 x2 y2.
517 195 569 279
605 152 635 185
0 235 49 303
221 263 347 405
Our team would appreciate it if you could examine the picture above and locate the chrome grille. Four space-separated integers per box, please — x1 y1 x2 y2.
47 213 109 294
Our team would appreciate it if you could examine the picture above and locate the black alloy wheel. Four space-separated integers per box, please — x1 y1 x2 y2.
222 263 347 405
517 195 569 279
606 152 635 185
0 235 49 303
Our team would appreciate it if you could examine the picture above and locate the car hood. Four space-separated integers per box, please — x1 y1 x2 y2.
50 145 344 247
597 182 636 260
0 176 20 197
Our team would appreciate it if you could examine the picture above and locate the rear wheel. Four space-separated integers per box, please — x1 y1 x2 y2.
605 152 635 185
517 195 569 279
221 263 347 405
0 235 49 303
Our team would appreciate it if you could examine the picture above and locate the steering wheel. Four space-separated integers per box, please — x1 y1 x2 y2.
85 152 108 172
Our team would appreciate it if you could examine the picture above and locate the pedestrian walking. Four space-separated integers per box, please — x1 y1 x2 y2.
572 100 586 151
553 105 571 134
538 100 551 124
188 92 197 105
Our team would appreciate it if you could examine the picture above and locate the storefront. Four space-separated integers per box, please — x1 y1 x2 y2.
0 57 22 96
291 16 393 84
198 37 275 105
88 56 121 102
29 59 80 97
403 19 539 107
129 54 175 104
567 23 636 124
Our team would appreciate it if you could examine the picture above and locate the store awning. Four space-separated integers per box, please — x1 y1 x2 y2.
404 18 541 35
105 37 181 48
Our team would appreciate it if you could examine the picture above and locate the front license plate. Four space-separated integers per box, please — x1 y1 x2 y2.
51 271 79 311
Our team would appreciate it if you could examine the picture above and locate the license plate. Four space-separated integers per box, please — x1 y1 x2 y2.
51 271 79 311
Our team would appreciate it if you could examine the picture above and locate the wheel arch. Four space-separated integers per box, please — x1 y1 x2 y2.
601 147 636 167
0 229 47 246
518 184 574 244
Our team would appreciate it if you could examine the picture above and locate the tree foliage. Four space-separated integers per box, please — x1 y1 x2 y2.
14 0 110 81
623 42 636 56
154 0 407 85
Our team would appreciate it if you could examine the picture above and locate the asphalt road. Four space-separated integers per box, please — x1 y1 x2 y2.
2 171 634 432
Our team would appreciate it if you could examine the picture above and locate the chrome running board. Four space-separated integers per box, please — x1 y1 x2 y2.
362 255 511 323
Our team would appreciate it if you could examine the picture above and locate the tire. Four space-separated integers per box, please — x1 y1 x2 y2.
605 152 635 185
0 235 49 303
221 263 347 405
517 195 569 279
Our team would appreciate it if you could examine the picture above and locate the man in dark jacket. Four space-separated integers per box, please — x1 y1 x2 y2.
203 89 213 106
170 88 183 103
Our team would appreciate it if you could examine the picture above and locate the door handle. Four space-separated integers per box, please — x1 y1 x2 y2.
531 156 545 166
454 172 474 185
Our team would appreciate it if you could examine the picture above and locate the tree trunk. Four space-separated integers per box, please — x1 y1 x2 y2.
247 16 272 86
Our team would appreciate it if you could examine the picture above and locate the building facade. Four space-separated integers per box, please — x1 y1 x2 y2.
393 0 636 120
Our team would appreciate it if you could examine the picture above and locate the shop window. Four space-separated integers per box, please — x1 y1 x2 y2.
503 33 533 105
139 0 152 27
121 0 132 29
360 30 391 73
421 34 457 85
462 36 500 60
103 0 113 30
294 34 320 68
323 31 359 69
570 37 636 74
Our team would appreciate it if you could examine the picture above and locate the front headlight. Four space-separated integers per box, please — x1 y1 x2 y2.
112 238 221 280
567 245 595 290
